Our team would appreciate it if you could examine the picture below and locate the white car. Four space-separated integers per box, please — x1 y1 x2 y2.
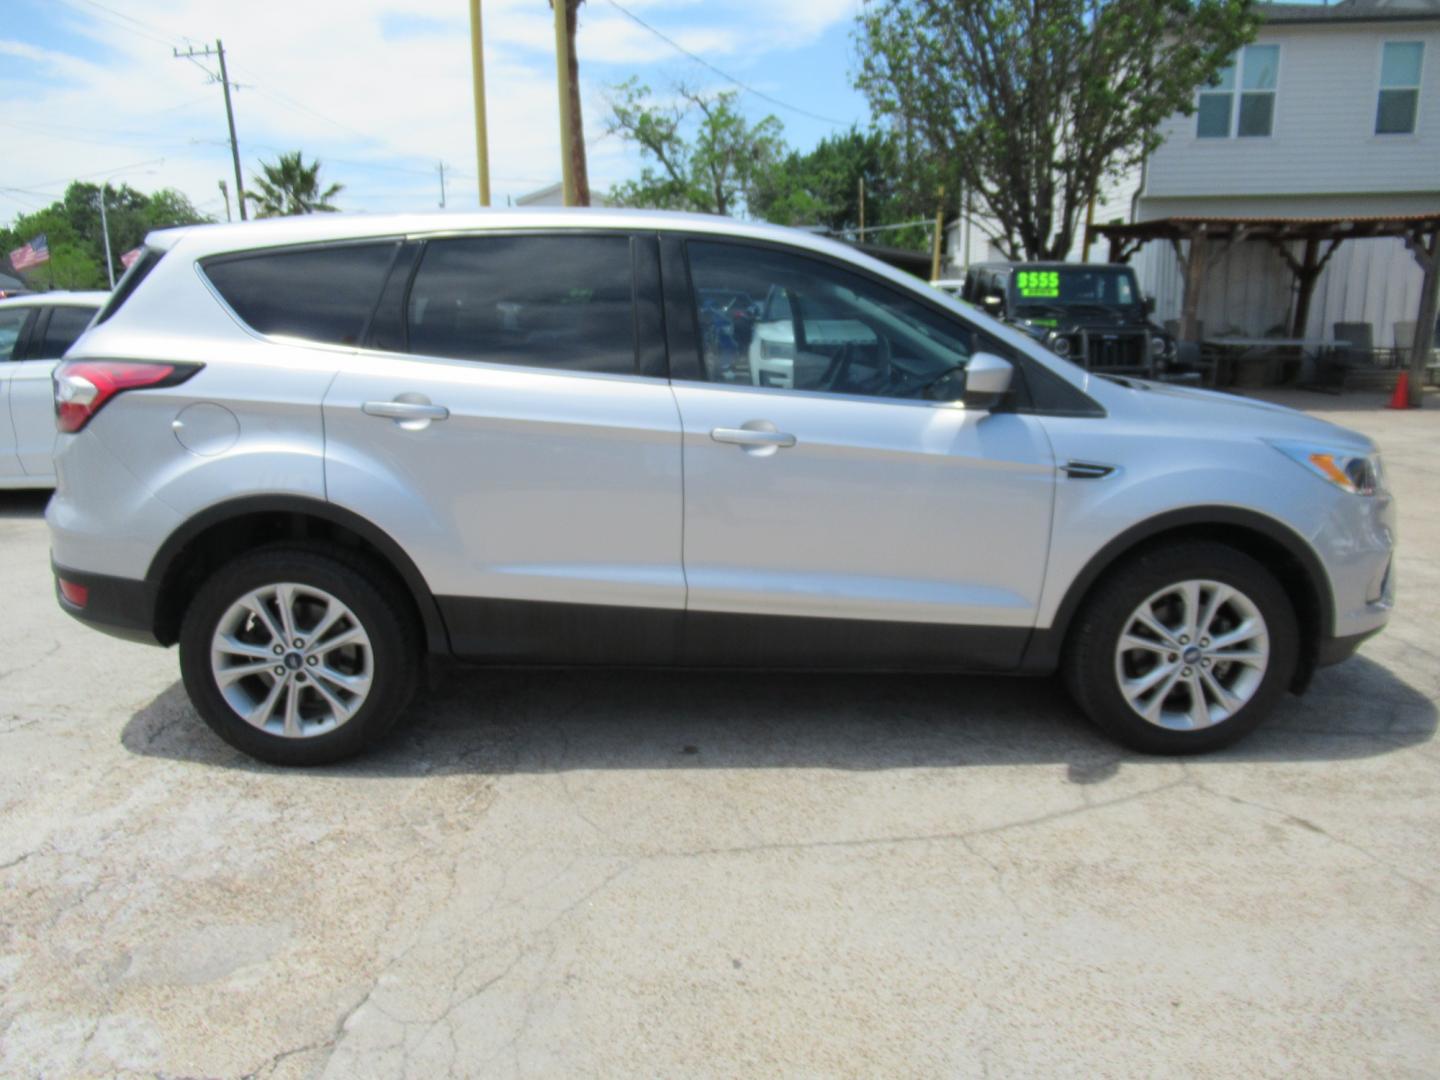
1 291 107 489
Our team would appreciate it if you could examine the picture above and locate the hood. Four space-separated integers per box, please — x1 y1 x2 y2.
1087 376 1377 453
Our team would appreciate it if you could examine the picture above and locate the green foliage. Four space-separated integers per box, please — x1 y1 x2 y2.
246 151 344 218
749 126 950 252
1 182 210 290
604 80 785 217
855 0 1260 259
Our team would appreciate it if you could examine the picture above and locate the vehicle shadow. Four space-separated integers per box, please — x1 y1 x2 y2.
0 491 51 520
121 655 1435 783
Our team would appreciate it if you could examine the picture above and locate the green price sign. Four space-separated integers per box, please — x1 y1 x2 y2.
1016 270 1060 298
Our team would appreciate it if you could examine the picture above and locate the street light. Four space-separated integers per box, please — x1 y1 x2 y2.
94 160 163 288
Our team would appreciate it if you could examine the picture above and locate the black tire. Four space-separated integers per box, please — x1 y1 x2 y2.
178 545 420 765
1063 541 1299 755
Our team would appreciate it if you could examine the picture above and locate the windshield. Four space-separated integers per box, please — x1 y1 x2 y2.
1009 267 1139 311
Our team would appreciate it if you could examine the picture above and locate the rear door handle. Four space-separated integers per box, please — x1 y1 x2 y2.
711 427 796 448
362 400 450 422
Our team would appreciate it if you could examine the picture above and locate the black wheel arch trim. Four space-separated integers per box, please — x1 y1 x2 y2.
145 495 450 653
1020 505 1334 678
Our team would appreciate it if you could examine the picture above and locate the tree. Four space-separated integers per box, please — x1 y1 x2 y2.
750 127 899 232
855 0 1259 259
604 80 785 217
245 151 343 218
1 182 208 290
747 126 947 251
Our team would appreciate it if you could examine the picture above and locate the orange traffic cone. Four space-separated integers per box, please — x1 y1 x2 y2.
1387 370 1410 410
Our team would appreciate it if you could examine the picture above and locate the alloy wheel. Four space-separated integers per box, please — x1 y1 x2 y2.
209 582 373 738
1113 579 1270 731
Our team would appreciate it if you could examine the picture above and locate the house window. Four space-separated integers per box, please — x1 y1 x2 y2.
1376 42 1424 135
1198 44 1279 138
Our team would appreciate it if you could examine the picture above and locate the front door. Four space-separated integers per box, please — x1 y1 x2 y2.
671 239 1056 669
323 232 685 663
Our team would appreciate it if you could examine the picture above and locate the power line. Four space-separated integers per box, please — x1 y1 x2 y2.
52 0 186 49
599 0 848 127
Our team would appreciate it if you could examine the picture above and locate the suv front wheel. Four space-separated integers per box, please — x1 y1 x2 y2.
178 546 420 765
1064 541 1300 754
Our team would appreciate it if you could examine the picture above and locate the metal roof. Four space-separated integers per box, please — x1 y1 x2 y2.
1258 0 1440 24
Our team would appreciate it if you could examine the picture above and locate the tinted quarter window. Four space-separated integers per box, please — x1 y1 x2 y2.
204 242 397 346
40 306 99 358
406 235 636 374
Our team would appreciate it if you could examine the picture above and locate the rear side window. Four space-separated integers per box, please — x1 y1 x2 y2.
405 235 636 374
204 242 397 346
40 305 99 358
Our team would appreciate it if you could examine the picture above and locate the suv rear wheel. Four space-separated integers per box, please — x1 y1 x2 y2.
1064 541 1299 754
178 546 420 765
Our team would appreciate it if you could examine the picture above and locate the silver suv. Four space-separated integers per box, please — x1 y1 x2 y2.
48 210 1395 764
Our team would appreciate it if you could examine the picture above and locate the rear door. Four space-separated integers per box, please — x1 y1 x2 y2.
666 237 1056 669
322 231 684 662
12 303 99 476
0 306 36 482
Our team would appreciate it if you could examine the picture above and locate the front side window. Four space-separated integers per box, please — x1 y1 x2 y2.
40 305 99 358
0 308 32 361
405 235 636 375
1198 44 1278 138
686 240 974 400
1377 41 1424 134
204 242 397 346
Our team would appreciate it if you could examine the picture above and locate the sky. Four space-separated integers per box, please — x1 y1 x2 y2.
0 0 872 228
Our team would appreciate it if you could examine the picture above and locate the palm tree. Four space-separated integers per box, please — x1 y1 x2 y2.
245 152 343 217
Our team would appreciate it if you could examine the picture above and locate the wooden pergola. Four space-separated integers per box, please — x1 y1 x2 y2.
1093 213 1440 406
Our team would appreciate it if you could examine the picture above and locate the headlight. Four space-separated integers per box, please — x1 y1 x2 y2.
1150 336 1166 357
1049 334 1071 357
1269 440 1382 495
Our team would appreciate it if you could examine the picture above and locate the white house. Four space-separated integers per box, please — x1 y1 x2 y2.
945 0 1440 352
1128 0 1440 349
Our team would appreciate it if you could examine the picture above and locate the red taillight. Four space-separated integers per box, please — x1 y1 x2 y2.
54 360 198 433
58 578 89 608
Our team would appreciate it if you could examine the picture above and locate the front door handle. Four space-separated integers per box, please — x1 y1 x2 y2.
711 427 796 449
363 400 450 421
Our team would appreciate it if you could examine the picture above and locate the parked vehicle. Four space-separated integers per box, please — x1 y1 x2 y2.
1 291 107 489
954 262 1179 378
48 211 1394 764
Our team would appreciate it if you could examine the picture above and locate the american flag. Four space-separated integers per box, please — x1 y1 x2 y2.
120 247 143 270
9 234 49 271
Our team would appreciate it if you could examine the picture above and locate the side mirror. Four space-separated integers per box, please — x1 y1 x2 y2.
962 352 1013 410
1144 295 1156 314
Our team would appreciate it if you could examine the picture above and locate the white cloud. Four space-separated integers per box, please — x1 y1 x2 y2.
1 0 861 226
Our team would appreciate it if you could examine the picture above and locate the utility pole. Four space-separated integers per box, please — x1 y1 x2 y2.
552 0 576 206
437 161 447 208
858 177 865 238
930 186 946 283
98 184 115 288
175 39 246 220
468 0 491 206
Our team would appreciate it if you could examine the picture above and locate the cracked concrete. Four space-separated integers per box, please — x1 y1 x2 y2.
1 390 1437 1077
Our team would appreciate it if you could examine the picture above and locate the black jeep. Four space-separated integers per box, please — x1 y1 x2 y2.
948 262 1177 378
